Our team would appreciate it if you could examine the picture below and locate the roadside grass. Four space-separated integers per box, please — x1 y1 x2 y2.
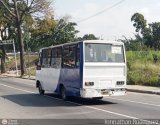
5 54 38 76
127 51 160 87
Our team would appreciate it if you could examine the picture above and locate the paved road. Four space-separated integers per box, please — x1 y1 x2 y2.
0 77 160 125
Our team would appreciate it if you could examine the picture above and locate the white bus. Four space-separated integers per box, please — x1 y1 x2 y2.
36 40 127 100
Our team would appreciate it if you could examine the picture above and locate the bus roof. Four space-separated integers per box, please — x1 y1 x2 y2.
83 40 124 44
39 40 124 52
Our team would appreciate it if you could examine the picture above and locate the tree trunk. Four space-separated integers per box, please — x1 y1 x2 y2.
16 20 25 76
0 30 6 74
13 0 25 77
1 45 6 73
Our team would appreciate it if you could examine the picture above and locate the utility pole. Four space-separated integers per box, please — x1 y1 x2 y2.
13 39 18 76
25 23 31 79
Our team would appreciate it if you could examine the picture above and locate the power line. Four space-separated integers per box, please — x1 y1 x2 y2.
77 0 126 23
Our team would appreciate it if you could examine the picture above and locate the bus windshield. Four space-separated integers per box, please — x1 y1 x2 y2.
85 43 125 63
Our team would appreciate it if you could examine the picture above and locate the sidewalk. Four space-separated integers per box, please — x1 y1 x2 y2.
0 73 160 95
127 85 160 95
0 73 35 80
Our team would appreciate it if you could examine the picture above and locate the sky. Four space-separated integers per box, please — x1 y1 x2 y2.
54 0 160 40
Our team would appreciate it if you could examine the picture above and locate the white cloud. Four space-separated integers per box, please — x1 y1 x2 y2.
83 3 101 13
140 8 150 15
71 3 103 22
139 8 151 21
138 7 160 24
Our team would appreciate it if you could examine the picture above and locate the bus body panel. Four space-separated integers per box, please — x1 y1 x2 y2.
36 68 81 97
55 42 83 96
36 68 61 92
36 42 83 97
81 63 126 98
57 68 81 96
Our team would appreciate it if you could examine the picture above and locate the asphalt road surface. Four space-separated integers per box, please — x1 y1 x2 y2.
0 77 160 125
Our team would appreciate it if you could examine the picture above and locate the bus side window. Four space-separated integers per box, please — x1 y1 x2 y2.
56 47 62 68
51 47 62 68
63 45 76 68
51 49 56 68
42 49 51 68
41 49 46 68
76 44 80 67
39 52 42 66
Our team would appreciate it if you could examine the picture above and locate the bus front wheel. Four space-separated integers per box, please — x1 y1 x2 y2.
60 86 67 100
38 83 45 95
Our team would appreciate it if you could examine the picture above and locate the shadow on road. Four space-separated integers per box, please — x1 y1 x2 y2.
46 93 117 106
2 93 117 107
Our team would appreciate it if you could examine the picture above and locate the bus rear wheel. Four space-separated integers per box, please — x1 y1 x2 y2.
38 83 45 95
60 86 67 100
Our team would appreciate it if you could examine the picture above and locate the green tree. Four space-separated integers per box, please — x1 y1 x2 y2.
120 35 147 51
0 4 15 73
142 27 152 48
149 22 160 50
131 13 147 34
83 34 98 40
0 0 53 76
52 18 79 44
30 17 79 51
77 34 98 41
131 13 152 50
29 16 56 51
131 13 160 50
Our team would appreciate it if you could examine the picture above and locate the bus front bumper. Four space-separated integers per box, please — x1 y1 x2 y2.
80 88 126 98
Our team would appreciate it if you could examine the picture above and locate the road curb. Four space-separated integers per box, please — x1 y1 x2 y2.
127 89 160 95
21 77 35 81
0 74 35 81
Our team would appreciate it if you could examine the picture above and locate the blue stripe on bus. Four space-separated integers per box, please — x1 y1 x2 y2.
54 42 83 97
80 42 83 89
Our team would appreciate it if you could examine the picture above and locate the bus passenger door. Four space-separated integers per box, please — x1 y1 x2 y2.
61 44 80 96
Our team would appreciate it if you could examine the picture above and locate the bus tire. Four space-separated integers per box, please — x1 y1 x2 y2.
60 86 67 100
38 83 45 95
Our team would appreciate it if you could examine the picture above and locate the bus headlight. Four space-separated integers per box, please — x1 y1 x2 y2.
117 81 125 85
85 82 94 86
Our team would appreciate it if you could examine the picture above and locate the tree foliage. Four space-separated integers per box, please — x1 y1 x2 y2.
77 34 98 41
0 3 14 73
29 17 79 51
122 13 160 51
0 0 53 76
52 18 79 44
149 22 160 50
131 13 147 34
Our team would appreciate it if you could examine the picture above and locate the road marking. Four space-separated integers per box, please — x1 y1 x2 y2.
0 83 156 124
0 84 36 94
128 91 160 97
67 101 138 119
42 111 96 117
105 97 160 107
0 78 35 87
